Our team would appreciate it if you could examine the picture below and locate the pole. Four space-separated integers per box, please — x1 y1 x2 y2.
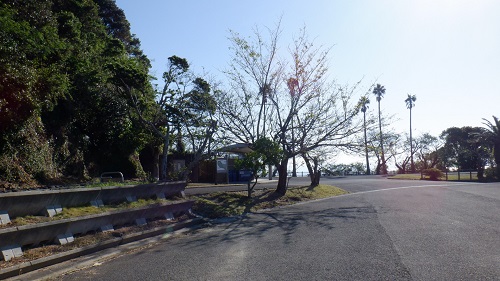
410 105 414 172
292 115 297 177
363 111 370 175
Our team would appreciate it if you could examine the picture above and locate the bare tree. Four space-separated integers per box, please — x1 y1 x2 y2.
389 134 412 174
218 25 363 194
353 107 393 175
415 133 442 170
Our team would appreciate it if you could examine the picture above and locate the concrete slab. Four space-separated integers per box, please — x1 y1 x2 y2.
56 233 74 245
1 245 23 261
100 224 114 233
0 211 10 225
46 205 63 217
164 212 174 221
90 199 104 207
126 195 137 202
135 218 147 226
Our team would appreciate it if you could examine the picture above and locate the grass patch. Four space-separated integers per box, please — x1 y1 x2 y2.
1 198 175 229
82 179 150 188
191 184 348 218
389 174 421 180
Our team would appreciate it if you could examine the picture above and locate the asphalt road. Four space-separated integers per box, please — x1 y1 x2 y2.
44 177 500 280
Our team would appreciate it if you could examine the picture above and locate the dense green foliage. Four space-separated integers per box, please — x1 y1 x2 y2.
0 0 153 185
235 137 282 197
422 168 443 181
482 116 500 179
440 126 491 179
121 55 218 181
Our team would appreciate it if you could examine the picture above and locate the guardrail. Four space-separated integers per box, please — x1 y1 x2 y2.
420 170 479 181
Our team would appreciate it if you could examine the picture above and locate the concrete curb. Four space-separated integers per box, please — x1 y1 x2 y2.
0 217 207 280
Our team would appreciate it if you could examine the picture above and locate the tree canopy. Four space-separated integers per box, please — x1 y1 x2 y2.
0 0 153 185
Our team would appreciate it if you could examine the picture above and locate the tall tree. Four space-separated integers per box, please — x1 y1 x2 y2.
123 56 217 181
0 0 153 184
482 116 500 179
414 133 442 170
441 127 490 179
218 25 362 194
373 84 387 174
405 94 417 172
359 95 371 175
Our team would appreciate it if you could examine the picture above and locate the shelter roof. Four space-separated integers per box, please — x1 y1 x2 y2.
218 143 253 154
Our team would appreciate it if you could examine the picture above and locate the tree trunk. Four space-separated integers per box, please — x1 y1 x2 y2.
410 108 415 173
311 157 320 187
363 112 370 175
152 146 160 180
302 154 320 187
275 158 289 195
494 143 500 179
161 125 170 181
247 176 258 198
375 162 381 175
477 167 484 181
378 101 387 175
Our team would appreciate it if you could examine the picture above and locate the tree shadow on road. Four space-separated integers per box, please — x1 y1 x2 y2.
162 204 377 252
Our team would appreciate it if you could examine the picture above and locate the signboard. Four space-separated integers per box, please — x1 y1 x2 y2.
216 158 227 173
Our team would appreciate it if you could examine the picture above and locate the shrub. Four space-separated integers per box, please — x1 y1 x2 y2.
484 167 498 181
423 168 444 181
0 117 57 185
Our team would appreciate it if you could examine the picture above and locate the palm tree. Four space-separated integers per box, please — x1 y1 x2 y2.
482 116 500 179
359 96 371 175
405 94 417 173
373 84 387 174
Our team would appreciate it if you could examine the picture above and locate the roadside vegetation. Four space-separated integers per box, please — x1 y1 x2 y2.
191 185 348 218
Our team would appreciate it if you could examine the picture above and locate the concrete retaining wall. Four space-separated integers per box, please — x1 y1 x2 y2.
0 200 194 249
0 181 186 218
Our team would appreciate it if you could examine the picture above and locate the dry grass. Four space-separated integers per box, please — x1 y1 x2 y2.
0 198 176 229
0 216 187 269
191 184 348 218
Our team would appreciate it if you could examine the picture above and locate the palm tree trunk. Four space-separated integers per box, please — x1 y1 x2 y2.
378 101 387 174
364 112 370 175
410 107 415 172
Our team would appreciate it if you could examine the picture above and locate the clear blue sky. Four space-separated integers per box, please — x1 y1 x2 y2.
115 0 499 141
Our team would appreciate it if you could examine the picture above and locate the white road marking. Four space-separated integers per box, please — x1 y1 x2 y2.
351 182 472 195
